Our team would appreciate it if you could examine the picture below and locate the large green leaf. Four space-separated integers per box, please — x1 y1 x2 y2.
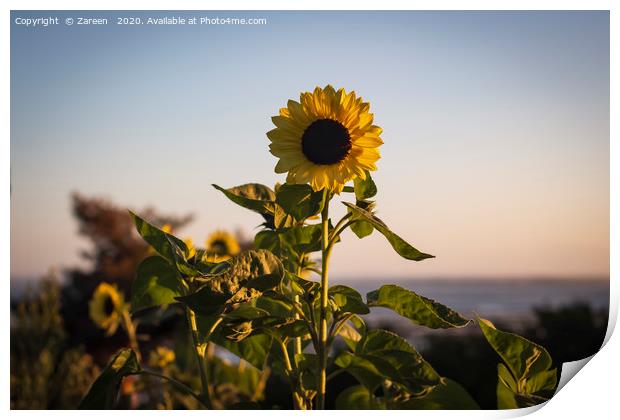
342 202 434 261
389 379 480 409
336 329 441 395
478 318 557 408
479 318 553 382
132 256 183 312
176 250 284 316
367 285 470 329
334 351 403 391
357 330 441 395
329 285 369 315
78 348 141 409
335 385 385 409
275 183 324 222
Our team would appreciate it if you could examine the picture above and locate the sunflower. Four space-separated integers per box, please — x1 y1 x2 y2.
89 282 124 335
205 230 241 262
267 85 383 193
148 346 176 368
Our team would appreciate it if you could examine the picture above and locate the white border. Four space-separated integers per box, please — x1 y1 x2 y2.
3 1 617 419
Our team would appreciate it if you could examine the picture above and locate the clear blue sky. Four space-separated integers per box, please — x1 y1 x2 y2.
11 11 609 282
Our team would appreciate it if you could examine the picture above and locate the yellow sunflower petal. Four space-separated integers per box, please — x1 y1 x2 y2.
267 85 383 192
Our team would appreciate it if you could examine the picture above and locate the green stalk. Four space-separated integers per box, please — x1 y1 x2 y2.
293 253 305 360
121 308 141 361
317 191 331 410
186 308 220 409
279 340 305 410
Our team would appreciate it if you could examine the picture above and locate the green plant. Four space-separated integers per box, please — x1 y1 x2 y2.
79 85 558 410
11 277 100 409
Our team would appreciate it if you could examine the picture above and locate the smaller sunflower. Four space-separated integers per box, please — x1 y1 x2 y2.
205 230 240 263
89 282 124 336
148 346 176 368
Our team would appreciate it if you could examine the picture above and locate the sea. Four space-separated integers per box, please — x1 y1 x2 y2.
11 276 609 338
345 278 610 344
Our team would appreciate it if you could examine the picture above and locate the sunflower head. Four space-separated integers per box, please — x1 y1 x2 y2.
89 282 124 335
267 85 383 193
148 346 176 368
205 230 241 263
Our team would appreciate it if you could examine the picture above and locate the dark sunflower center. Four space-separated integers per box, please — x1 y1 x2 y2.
104 296 115 315
301 119 351 165
210 240 228 255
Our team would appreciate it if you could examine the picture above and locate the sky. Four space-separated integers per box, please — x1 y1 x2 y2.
10 11 610 283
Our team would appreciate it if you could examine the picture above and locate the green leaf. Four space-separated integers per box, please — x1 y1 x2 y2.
255 293 296 318
335 330 441 395
367 285 470 329
356 330 441 395
279 224 323 254
334 351 403 391
353 171 377 201
342 202 434 261
78 348 140 409
390 379 480 409
254 230 281 254
335 385 385 409
478 318 557 408
329 285 369 315
176 250 284 316
255 225 323 263
213 183 275 215
337 321 363 351
275 183 324 222
132 256 183 312
350 219 374 239
213 183 276 228
217 333 273 369
130 211 190 264
479 318 553 384
196 314 273 369
224 304 270 320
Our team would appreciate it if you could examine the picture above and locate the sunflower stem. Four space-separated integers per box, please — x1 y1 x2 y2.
186 307 216 409
317 190 331 410
121 308 141 361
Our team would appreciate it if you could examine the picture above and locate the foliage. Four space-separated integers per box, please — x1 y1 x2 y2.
72 165 559 410
68 90 561 410
10 276 100 409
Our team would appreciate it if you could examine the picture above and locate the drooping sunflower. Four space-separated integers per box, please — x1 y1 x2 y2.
89 282 124 335
205 230 241 263
267 85 383 193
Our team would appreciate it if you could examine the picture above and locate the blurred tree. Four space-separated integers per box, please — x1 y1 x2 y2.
62 193 192 359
